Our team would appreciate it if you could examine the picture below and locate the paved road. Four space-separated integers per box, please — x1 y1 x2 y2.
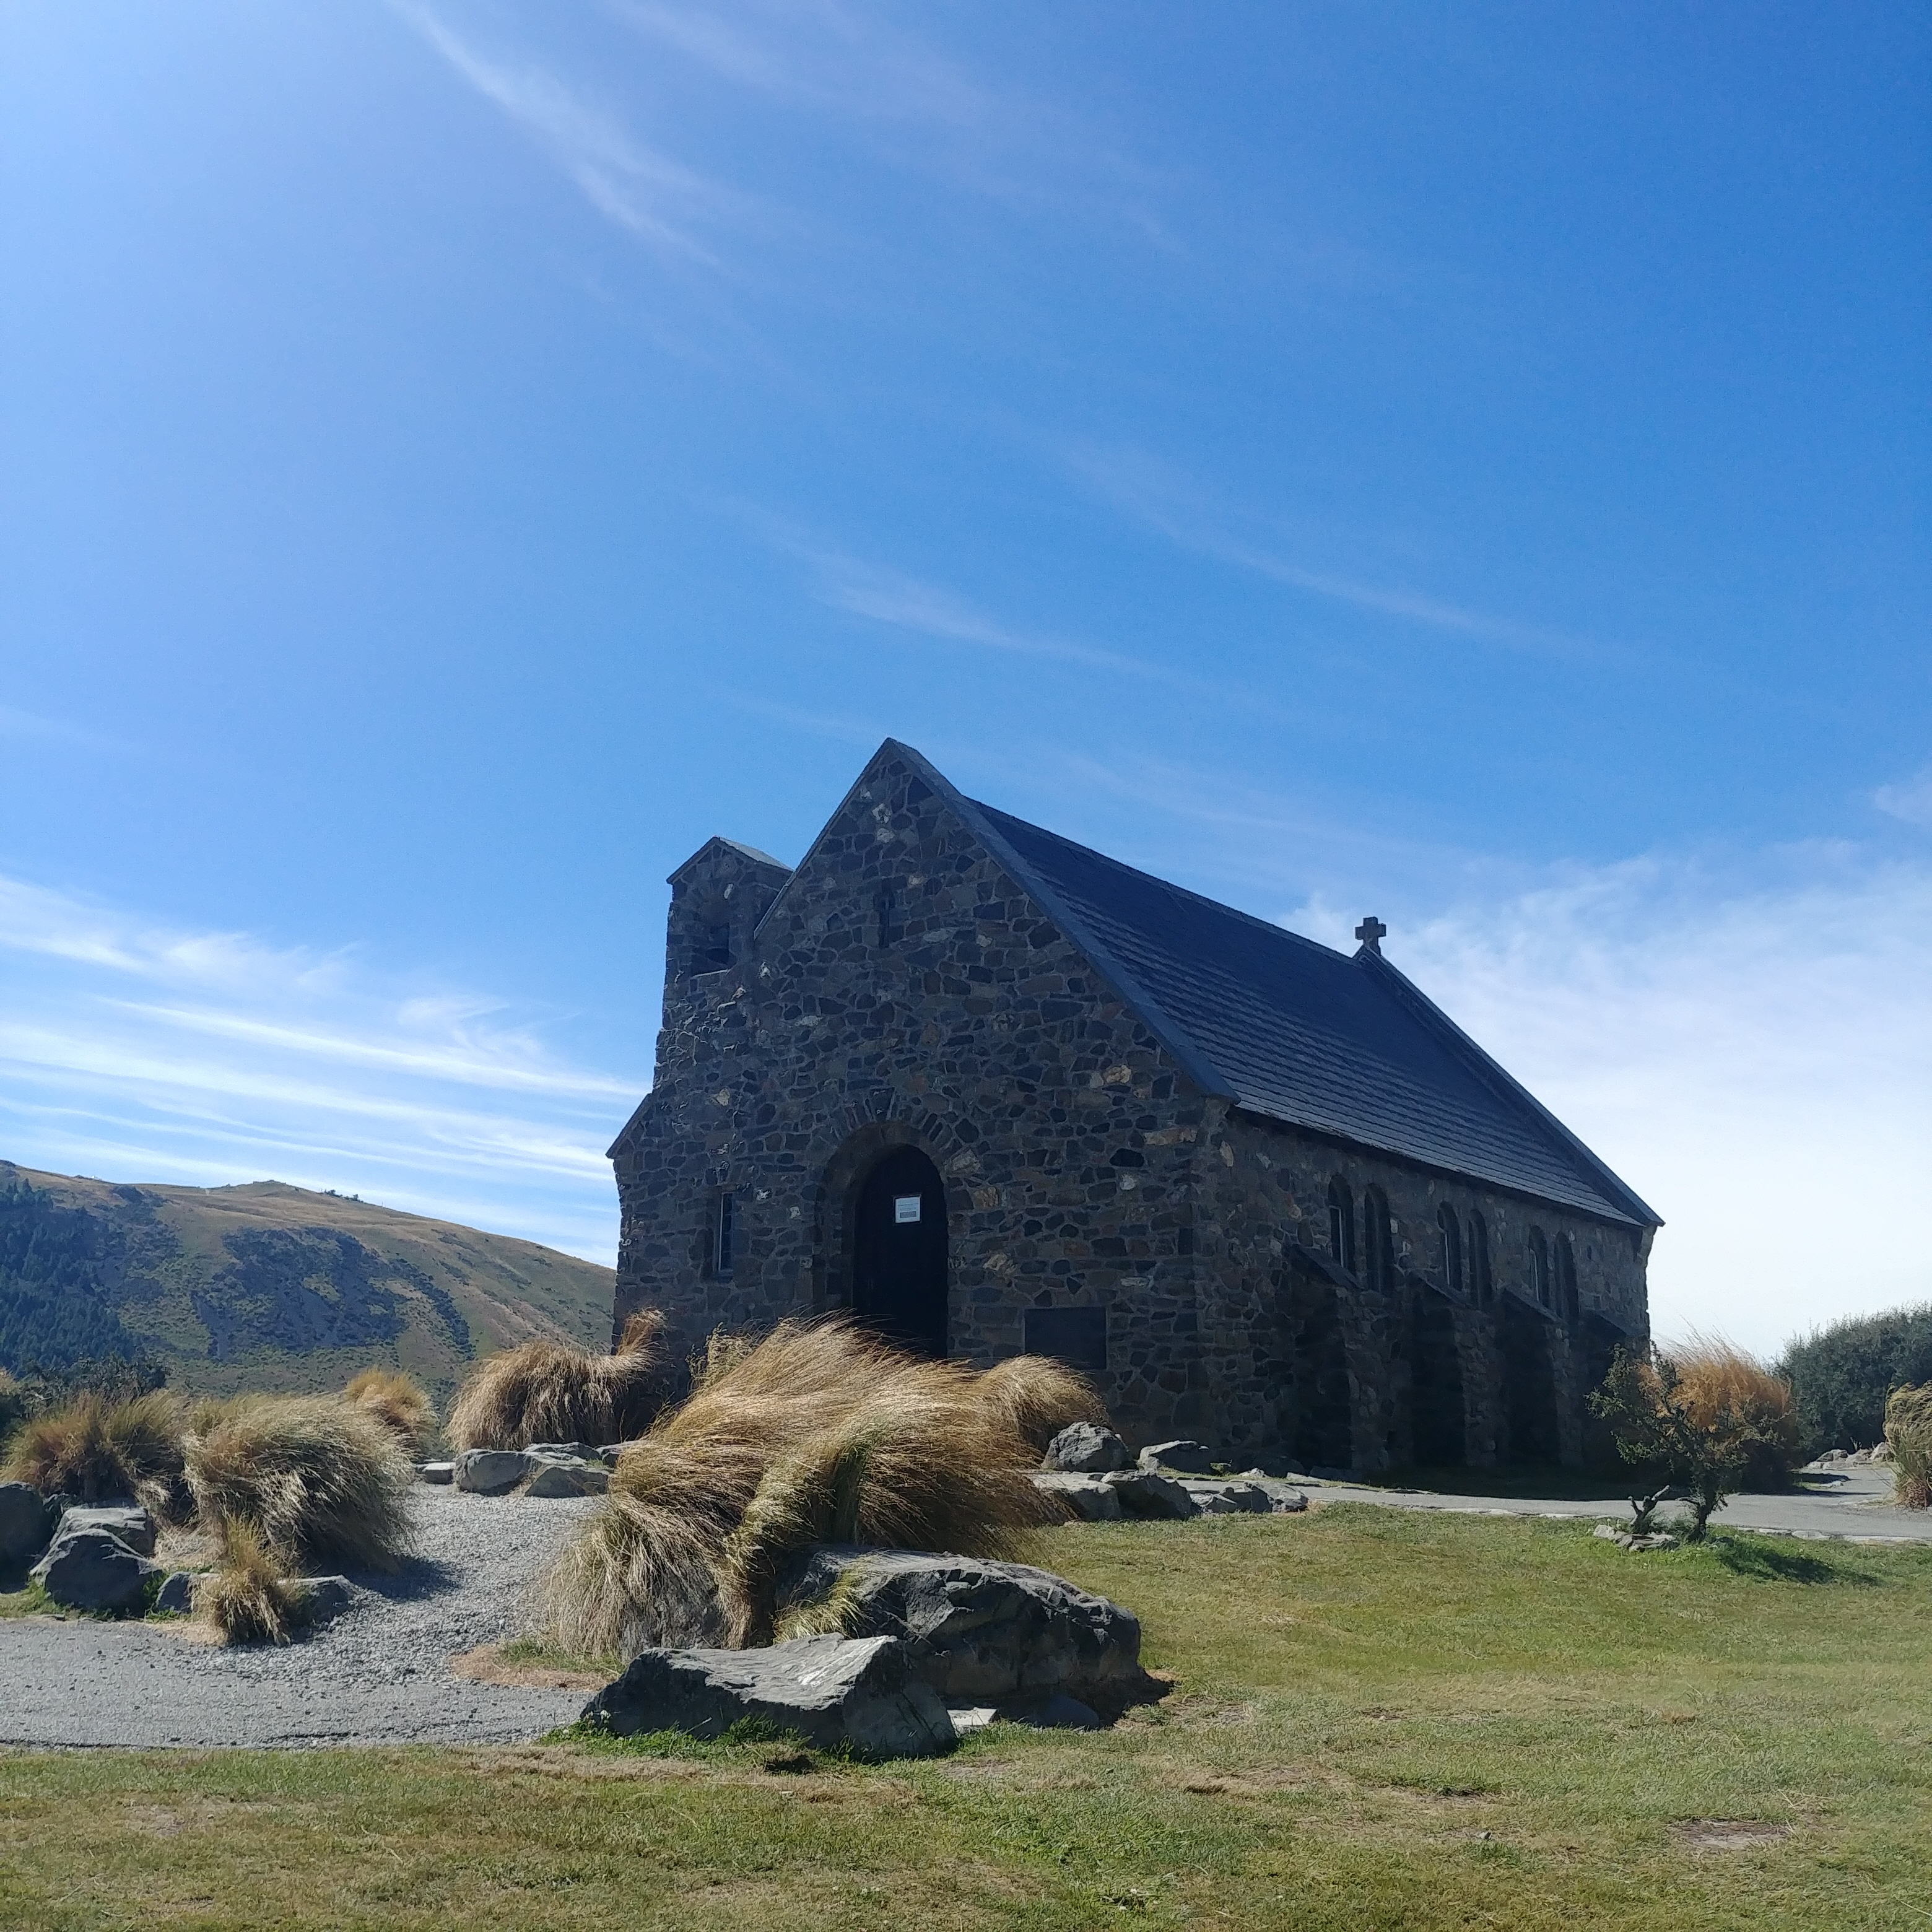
1295 1463 1932 1541
0 1487 601 1748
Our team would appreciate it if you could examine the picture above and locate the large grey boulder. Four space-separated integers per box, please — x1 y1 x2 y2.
524 1458 609 1498
0 1482 51 1566
287 1575 365 1625
1030 1471 1125 1521
454 1449 532 1495
416 1461 456 1486
1138 1440 1216 1474
51 1503 157 1557
31 1528 160 1613
526 1442 604 1464
1104 1469 1199 1519
780 1547 1148 1706
583 1634 955 1759
1042 1422 1131 1474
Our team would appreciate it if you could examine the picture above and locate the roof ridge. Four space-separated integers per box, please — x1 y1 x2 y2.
970 799 1347 968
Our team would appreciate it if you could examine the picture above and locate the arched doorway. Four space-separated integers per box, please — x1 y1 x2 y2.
1409 1289 1466 1467
1287 1263 1352 1471
1502 1297 1560 1464
851 1146 948 1356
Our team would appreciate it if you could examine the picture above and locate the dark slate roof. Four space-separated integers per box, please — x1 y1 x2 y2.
956 793 1658 1228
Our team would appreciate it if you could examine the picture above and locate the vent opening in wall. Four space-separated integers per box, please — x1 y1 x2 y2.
712 1192 736 1280
1023 1305 1107 1377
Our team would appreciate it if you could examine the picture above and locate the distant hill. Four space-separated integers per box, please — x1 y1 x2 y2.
0 1161 616 1403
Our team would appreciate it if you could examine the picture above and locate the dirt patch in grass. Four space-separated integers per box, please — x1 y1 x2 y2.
450 1641 607 1692
1675 1818 1793 1852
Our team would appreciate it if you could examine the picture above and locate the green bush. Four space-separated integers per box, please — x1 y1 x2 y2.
1777 1303 1932 1453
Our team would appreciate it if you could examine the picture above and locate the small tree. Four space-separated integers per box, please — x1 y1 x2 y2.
1590 1346 1786 1541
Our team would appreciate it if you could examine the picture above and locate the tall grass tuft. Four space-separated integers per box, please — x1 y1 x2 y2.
0 1390 188 1514
200 1519 297 1646
184 1395 413 1572
447 1313 669 1451
1660 1333 1801 1490
344 1368 436 1456
1884 1383 1932 1509
975 1353 1108 1454
543 1320 1058 1659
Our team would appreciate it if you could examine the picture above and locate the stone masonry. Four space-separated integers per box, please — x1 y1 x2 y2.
610 740 1655 1471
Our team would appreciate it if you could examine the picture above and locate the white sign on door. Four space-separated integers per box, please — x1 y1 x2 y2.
893 1195 922 1224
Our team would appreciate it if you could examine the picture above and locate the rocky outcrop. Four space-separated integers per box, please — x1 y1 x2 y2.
53 1503 157 1557
583 1634 956 1758
1030 1471 1125 1520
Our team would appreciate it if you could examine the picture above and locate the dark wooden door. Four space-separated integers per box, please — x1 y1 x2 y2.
851 1147 947 1356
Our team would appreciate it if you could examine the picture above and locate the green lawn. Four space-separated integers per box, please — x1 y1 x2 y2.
2 1505 1928 1930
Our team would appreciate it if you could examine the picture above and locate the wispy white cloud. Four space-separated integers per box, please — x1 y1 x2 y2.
1288 844 1932 1357
395 1 754 259
0 874 640 1261
1060 440 1595 659
0 706 123 752
1875 764 1932 829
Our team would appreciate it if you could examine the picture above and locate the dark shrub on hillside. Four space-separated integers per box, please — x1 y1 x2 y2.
1776 1304 1932 1454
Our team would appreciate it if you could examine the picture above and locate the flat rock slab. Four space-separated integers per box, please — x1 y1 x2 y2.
781 1547 1147 1706
0 1482 51 1565
32 1529 160 1613
52 1503 157 1557
1042 1422 1131 1474
1105 1470 1199 1519
454 1450 531 1495
525 1443 604 1463
1138 1440 1217 1474
1177 1479 1274 1515
524 1459 609 1498
1029 1472 1125 1520
583 1633 956 1759
416 1462 456 1486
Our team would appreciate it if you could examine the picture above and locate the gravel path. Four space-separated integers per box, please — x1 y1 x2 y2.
0 1488 603 1749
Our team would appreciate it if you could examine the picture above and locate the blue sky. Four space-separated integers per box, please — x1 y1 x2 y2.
1 2 1926 1354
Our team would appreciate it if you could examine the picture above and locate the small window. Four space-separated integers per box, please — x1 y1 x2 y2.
699 925 733 972
713 1192 736 1279
1362 1185 1394 1292
1177 1224 1194 1258
876 887 901 949
1438 1203 1463 1295
1469 1212 1492 1306
1528 1227 1550 1308
1327 1177 1355 1272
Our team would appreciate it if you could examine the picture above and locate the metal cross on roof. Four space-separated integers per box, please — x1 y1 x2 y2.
1354 915 1387 954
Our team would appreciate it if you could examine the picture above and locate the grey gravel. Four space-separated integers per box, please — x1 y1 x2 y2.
0 1486 604 1747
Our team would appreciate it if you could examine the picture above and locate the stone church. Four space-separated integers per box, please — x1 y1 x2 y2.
609 739 1659 1473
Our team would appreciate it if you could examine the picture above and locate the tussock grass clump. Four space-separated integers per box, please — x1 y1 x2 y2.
975 1353 1107 1455
184 1395 412 1572
200 1520 297 1646
344 1368 436 1456
1884 1383 1932 1509
0 1390 188 1513
1662 1333 1801 1489
448 1312 668 1451
544 1320 1060 1659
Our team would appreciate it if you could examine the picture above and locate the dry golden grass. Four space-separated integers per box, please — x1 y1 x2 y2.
0 1390 189 1515
198 1519 298 1645
544 1321 1060 1658
1659 1332 1801 1489
1884 1382 1932 1508
344 1368 435 1456
448 1311 668 1451
974 1352 1107 1453
183 1394 413 1573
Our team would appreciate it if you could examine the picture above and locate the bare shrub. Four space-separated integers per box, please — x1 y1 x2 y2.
1 1390 188 1515
1884 1383 1932 1509
184 1395 412 1572
344 1368 436 1456
1663 1333 1801 1489
543 1320 1051 1659
448 1315 669 1451
973 1353 1107 1455
200 1519 297 1646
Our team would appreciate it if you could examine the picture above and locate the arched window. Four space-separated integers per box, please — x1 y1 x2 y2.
1469 1212 1492 1306
1528 1227 1551 1308
1362 1185 1394 1292
1556 1233 1578 1322
1437 1202 1463 1296
1326 1177 1355 1273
